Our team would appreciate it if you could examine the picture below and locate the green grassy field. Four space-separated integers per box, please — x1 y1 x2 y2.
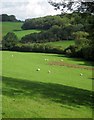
14 30 40 40
2 51 93 118
0 22 41 40
1 22 22 36
45 40 75 49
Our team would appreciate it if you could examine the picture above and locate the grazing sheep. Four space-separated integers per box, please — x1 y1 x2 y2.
80 73 83 76
13 99 15 101
48 70 51 73
45 59 48 61
37 68 40 71
61 59 63 61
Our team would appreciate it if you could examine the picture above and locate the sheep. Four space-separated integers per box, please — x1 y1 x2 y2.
80 73 83 76
37 68 40 71
13 99 15 101
61 59 63 62
45 58 48 61
48 70 51 73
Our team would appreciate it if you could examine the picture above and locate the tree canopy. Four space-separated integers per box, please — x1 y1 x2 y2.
48 0 94 14
0 14 21 22
2 32 18 50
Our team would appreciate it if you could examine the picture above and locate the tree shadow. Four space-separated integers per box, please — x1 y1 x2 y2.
62 57 94 67
89 78 94 80
2 76 93 108
13 29 22 32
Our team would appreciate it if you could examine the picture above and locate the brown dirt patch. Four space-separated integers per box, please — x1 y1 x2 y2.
48 61 94 71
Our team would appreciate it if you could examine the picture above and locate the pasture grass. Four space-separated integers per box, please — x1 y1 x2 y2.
14 30 41 40
1 22 22 36
45 40 75 49
0 22 41 40
1 51 93 118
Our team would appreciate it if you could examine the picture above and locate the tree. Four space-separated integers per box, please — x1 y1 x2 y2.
73 31 89 48
48 0 94 14
0 14 21 22
2 32 18 50
9 15 17 22
48 0 94 60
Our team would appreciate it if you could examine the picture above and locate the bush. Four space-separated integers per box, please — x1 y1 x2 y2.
82 45 94 61
12 43 64 54
2 32 18 50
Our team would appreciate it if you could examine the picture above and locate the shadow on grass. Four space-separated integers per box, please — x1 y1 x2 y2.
13 29 22 32
2 76 93 108
62 56 94 67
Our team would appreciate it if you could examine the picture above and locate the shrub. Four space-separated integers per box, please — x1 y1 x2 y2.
12 43 64 54
2 32 18 50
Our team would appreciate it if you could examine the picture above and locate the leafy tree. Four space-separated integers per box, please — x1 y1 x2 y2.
0 14 21 22
48 0 94 60
73 31 89 48
2 32 18 50
9 15 17 22
21 15 63 30
48 0 94 13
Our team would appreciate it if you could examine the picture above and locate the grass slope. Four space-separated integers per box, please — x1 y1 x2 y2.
0 22 41 40
14 30 40 40
2 22 22 36
2 51 93 118
1 22 74 49
45 40 75 49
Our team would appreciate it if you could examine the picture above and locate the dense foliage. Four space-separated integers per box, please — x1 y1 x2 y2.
21 15 62 30
12 43 64 54
21 13 93 43
2 12 94 61
48 0 94 14
2 32 19 50
0 14 21 22
48 0 94 61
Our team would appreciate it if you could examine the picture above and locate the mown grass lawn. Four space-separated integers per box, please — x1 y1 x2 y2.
1 51 93 118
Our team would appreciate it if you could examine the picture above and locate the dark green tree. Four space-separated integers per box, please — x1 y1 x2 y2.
2 32 18 50
48 0 94 13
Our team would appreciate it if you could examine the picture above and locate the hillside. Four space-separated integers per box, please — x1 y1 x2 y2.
1 21 74 49
0 22 41 41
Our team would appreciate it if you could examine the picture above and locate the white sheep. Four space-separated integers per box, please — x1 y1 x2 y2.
45 59 48 61
48 70 51 73
37 68 40 71
80 73 83 76
13 99 15 101
61 59 63 61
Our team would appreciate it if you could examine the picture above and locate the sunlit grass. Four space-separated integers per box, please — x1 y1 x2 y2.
1 22 41 40
2 51 93 118
45 40 75 49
